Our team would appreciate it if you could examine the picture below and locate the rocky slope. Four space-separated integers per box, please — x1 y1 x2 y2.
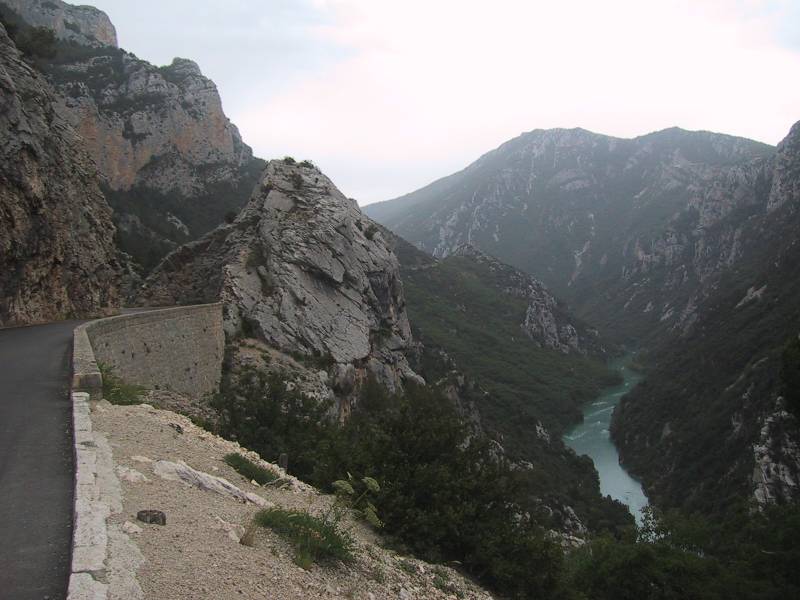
1 0 264 270
138 159 422 405
612 121 800 515
450 243 603 355
365 127 774 344
2 0 116 47
0 21 119 326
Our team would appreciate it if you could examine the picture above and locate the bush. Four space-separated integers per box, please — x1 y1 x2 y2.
214 369 563 597
223 453 278 485
255 506 355 569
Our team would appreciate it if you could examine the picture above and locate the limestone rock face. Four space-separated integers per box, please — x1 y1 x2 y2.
6 0 263 269
47 50 263 268
54 55 254 194
1 0 117 47
0 23 119 326
138 160 422 396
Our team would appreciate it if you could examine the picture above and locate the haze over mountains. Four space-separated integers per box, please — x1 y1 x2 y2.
366 121 800 515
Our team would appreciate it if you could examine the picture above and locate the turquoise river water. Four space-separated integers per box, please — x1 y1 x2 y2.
564 356 649 523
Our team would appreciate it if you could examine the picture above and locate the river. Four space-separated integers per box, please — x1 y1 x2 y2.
564 355 649 524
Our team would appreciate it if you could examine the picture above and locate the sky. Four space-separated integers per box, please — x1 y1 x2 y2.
87 0 800 205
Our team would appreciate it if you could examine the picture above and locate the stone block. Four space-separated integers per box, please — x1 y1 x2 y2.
68 572 108 600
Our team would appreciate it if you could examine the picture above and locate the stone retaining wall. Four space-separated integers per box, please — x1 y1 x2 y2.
68 303 224 599
74 304 225 400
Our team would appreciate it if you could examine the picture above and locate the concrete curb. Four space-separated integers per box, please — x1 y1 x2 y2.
72 325 102 400
68 392 110 599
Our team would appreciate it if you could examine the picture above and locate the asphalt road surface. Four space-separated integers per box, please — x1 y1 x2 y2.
0 320 83 600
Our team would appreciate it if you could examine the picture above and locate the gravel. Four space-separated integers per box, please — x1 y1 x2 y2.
92 401 495 600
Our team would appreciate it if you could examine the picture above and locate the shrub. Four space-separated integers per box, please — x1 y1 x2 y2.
223 453 278 485
211 367 336 481
332 474 382 528
255 506 355 568
781 335 800 414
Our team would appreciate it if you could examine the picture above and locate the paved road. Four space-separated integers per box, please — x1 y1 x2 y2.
0 320 83 600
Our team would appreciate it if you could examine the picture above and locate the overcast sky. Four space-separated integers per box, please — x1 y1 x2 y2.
88 0 800 205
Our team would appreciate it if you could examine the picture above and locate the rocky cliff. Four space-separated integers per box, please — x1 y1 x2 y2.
2 0 116 47
1 0 264 270
0 22 119 325
138 159 422 402
611 121 800 514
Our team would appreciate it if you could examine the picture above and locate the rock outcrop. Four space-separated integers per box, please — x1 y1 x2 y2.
3 0 264 270
450 244 599 354
49 48 263 269
0 22 119 326
1 0 117 47
138 159 422 400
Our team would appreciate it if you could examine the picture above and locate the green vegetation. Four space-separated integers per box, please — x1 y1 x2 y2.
562 505 800 599
332 474 383 528
223 453 278 485
402 255 618 438
212 363 800 597
102 155 265 270
613 204 800 515
213 368 567 597
212 366 337 480
781 335 800 414
254 506 355 569
393 250 631 531
98 363 145 405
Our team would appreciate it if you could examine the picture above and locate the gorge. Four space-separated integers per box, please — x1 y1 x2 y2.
1 0 799 598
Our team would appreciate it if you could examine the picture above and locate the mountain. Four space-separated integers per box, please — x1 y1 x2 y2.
365 127 774 345
0 0 264 271
0 21 119 325
1 0 116 47
137 158 422 404
367 121 800 517
612 122 800 515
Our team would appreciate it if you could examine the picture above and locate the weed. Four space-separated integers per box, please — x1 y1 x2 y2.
223 453 279 485
332 474 382 528
254 506 355 568
240 518 259 547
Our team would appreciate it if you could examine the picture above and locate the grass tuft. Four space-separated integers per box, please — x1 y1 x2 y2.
98 362 146 405
223 453 279 485
254 506 355 568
